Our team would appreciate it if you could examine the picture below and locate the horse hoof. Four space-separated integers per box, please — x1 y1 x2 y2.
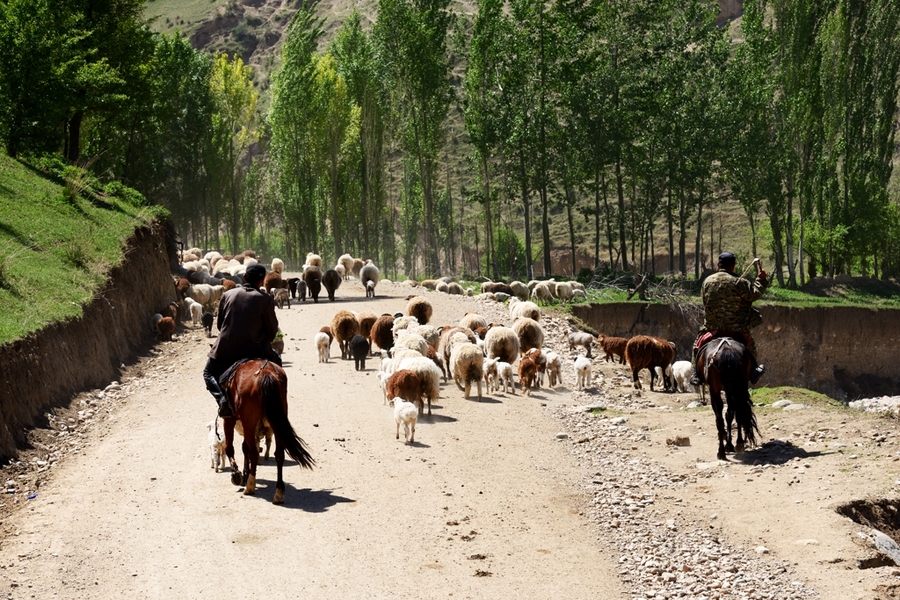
273 489 284 505
725 443 735 453
243 475 256 495
735 443 745 454
230 471 242 486
717 451 726 461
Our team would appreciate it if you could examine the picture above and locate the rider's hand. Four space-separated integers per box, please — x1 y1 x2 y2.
758 269 767 279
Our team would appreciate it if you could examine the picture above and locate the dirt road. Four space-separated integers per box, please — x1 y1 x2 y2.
0 281 624 599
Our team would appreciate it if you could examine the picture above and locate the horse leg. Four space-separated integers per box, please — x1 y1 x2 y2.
242 437 260 496
272 445 285 505
224 418 242 486
710 389 728 461
724 404 736 453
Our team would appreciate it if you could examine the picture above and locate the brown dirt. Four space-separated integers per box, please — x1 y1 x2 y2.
1 280 900 598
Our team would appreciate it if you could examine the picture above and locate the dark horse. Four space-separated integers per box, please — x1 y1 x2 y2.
697 337 759 460
223 360 315 504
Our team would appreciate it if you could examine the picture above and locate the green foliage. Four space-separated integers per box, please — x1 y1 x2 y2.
485 226 526 280
0 153 152 344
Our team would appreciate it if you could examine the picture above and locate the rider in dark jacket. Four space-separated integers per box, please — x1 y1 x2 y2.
690 252 768 386
202 263 281 417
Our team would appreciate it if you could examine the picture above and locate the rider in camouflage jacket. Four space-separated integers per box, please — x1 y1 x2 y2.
691 252 768 385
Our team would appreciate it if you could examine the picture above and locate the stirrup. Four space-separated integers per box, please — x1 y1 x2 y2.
217 399 234 418
688 370 701 386
749 364 765 385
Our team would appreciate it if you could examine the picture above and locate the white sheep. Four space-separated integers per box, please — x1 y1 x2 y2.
394 331 429 356
655 365 675 391
207 419 226 472
338 254 354 279
575 356 592 390
305 253 323 268
187 298 203 327
484 326 520 365
510 300 541 322
410 324 441 349
509 280 530 301
572 289 587 300
392 316 419 338
450 341 484 400
555 281 574 302
335 264 346 279
315 331 331 363
568 329 596 358
187 283 225 310
496 361 515 394
393 397 418 443
531 282 553 302
271 257 285 274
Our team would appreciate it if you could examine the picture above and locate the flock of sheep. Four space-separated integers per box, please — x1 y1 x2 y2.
397 277 588 305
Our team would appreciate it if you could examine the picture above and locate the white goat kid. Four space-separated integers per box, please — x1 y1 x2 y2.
392 397 418 443
207 419 226 472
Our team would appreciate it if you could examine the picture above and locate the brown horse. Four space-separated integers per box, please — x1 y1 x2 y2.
697 337 759 460
223 360 315 504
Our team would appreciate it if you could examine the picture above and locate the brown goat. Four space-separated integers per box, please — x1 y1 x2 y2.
624 335 676 391
263 272 284 292
524 348 546 388
518 356 538 395
331 311 359 360
358 311 378 339
599 334 628 364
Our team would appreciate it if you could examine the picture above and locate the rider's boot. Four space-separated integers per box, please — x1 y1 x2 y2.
206 376 233 418
749 363 765 385
689 346 701 386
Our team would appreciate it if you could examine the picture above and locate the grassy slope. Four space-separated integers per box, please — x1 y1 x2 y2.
0 154 157 345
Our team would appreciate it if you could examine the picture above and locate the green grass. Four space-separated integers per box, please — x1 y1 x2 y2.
0 154 159 345
750 386 845 409
143 0 222 35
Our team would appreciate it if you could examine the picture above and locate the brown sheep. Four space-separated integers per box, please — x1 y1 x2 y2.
322 268 342 301
599 334 628 364
386 370 422 408
331 310 359 360
357 311 378 339
420 279 438 290
176 277 191 299
524 348 547 387
370 314 395 353
437 326 477 380
406 296 433 325
352 258 365 279
221 279 236 291
319 325 333 344
487 282 514 295
512 318 545 356
518 355 538 396
459 312 487 332
158 316 175 341
263 271 284 292
624 335 676 391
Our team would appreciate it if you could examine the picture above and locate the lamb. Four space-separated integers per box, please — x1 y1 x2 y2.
331 310 360 360
319 326 333 345
598 334 628 364
518 355 538 395
158 316 175 341
546 351 562 387
670 360 695 393
271 257 284 274
303 265 323 302
335 264 346 279
574 356 592 390
512 317 545 356
287 277 303 299
484 326 520 365
339 253 354 279
624 335 676 391
273 288 291 309
567 329 596 358
395 355 442 415
322 268 342 301
510 300 541 322
572 289 587 300
406 296 433 325
360 262 380 297
184 297 203 326
449 341 484 400
350 334 370 370
370 314 395 353
207 419 226 472
524 347 547 387
392 397 418 444
201 311 214 337
496 361 515 394
386 369 421 407
483 357 498 392
315 331 331 363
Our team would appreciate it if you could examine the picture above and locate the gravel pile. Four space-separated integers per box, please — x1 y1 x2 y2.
848 396 900 415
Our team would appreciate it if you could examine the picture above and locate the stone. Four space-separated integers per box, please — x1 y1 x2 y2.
686 401 703 409
756 546 769 554
772 400 793 408
666 436 691 447
611 417 628 425
784 403 807 411
556 432 568 440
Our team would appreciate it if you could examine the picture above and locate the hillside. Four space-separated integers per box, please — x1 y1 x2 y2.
0 155 162 345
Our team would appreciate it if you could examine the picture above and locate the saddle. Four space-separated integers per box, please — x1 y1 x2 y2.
695 330 750 351
217 358 270 409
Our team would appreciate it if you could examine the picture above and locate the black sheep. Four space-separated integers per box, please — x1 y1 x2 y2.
287 277 301 298
350 334 370 371
201 311 214 338
303 266 322 303
323 268 342 301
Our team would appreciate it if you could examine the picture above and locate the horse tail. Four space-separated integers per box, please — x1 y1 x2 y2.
718 345 759 447
259 372 316 469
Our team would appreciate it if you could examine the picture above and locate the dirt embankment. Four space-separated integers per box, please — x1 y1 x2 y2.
0 222 176 459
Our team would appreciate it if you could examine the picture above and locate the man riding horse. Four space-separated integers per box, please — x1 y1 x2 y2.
203 263 282 418
690 252 768 386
